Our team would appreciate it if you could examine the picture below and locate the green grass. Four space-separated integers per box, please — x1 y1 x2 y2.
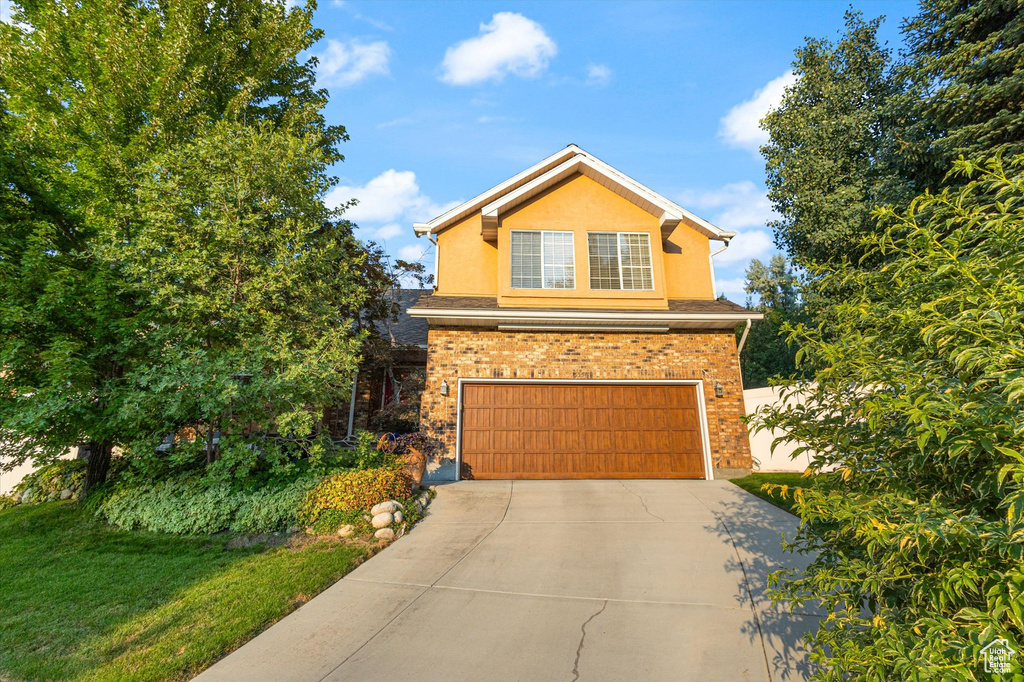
0 501 371 681
730 472 812 515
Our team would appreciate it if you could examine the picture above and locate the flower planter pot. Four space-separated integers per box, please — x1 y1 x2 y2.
401 446 427 491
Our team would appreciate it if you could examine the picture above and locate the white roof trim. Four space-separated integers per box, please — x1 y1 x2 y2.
406 307 762 323
479 155 684 238
413 145 733 241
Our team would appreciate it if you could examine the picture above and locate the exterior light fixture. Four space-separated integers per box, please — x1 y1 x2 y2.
230 372 253 386
714 381 724 398
440 379 450 396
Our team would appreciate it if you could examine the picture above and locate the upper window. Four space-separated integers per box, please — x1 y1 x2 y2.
510 231 575 289
587 232 654 290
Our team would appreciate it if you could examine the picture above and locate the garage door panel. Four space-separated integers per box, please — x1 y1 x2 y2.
461 383 706 479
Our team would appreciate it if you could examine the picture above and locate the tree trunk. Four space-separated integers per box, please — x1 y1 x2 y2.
82 440 113 496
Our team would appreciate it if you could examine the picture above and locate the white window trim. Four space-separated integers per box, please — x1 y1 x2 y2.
587 231 655 291
509 229 576 290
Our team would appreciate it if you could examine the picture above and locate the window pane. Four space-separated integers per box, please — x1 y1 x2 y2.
511 232 542 288
542 232 574 289
588 233 621 289
619 233 653 290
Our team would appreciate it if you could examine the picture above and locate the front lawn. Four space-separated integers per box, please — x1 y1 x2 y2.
730 472 811 515
0 501 371 681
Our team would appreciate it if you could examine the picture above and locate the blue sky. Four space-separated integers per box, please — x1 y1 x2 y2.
311 0 917 303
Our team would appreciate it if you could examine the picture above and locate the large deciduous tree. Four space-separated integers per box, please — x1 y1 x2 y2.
762 11 909 270
752 157 1024 679
0 0 368 492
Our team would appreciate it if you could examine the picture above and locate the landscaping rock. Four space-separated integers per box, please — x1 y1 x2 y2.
418 493 430 509
397 524 406 539
286 526 300 534
371 512 394 529
60 489 72 500
337 524 355 538
370 500 402 515
374 528 395 541
21 489 31 504
394 510 404 524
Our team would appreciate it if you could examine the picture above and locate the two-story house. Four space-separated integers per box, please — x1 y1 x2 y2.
408 145 761 481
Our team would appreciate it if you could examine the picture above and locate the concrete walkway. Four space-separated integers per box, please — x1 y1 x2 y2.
195 480 817 681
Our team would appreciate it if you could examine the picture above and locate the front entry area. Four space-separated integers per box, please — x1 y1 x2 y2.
459 382 709 479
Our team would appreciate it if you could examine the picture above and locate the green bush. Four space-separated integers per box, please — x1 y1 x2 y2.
0 496 16 511
13 459 87 503
298 467 412 529
99 475 321 535
751 157 1024 678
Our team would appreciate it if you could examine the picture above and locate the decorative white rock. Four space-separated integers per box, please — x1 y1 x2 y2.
394 510 404 524
371 512 394 529
337 524 355 538
374 528 395 541
60 489 73 500
370 500 402 515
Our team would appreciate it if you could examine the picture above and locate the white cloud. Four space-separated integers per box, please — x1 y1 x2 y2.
314 38 390 88
586 63 612 87
715 230 774 265
679 181 777 266
678 181 776 231
374 223 404 240
719 71 797 153
376 116 416 129
714 277 748 299
398 244 428 263
325 169 460 224
441 12 557 85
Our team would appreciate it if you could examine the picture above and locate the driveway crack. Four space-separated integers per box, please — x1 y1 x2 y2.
571 599 607 682
619 481 665 522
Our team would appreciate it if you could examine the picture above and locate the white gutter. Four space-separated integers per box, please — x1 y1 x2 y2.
737 318 753 355
708 237 731 299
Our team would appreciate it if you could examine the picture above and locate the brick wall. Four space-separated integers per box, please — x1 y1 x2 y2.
420 327 752 474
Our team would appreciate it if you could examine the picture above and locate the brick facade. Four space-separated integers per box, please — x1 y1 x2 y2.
420 327 752 475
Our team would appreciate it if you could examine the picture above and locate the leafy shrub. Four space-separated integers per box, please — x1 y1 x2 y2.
231 478 319 534
298 467 412 529
0 496 16 511
99 475 321 535
13 459 87 503
751 157 1024 678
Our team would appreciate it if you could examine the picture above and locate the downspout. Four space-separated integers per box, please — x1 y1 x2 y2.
708 237 731 299
346 369 359 439
427 234 439 291
737 318 753 355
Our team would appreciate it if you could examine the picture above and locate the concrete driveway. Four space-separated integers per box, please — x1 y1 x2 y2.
196 480 817 681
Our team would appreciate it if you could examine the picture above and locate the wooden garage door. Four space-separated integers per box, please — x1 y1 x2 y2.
460 383 706 479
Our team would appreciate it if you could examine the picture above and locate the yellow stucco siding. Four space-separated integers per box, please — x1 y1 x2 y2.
433 172 715 306
663 220 715 299
434 213 497 297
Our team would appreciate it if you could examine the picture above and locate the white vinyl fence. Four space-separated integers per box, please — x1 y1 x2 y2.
743 385 817 473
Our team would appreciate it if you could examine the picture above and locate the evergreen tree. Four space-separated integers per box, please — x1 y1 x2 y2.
900 0 1024 189
739 255 806 389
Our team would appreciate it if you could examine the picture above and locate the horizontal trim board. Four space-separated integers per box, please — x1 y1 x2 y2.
409 307 761 322
496 324 670 332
